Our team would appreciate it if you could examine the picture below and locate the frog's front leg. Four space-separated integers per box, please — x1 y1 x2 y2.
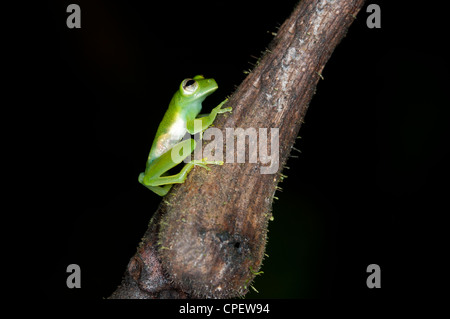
139 139 223 196
186 99 232 134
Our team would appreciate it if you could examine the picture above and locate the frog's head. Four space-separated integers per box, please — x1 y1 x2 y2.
178 75 218 103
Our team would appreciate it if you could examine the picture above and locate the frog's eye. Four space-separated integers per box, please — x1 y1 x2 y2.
181 78 198 95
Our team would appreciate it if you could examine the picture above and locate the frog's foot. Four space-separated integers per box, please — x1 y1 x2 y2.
213 99 232 114
191 158 224 170
216 107 232 114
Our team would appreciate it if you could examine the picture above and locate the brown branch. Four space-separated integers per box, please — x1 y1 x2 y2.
109 0 365 299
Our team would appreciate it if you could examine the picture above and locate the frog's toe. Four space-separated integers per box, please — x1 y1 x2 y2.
194 162 211 170
218 107 232 114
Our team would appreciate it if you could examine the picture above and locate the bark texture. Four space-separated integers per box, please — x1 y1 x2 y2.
110 0 365 299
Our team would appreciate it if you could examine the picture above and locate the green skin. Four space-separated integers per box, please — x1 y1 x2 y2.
138 75 232 196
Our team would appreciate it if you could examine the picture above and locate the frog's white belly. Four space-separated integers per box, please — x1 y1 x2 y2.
169 117 188 141
153 117 187 159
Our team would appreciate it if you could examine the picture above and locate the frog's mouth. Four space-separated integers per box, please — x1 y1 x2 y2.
201 85 218 97
199 78 218 94
194 78 218 100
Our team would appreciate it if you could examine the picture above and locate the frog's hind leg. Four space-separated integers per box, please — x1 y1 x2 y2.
139 139 222 195
146 184 173 197
139 139 194 183
149 157 223 187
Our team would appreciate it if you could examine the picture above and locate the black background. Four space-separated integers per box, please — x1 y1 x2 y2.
20 0 449 300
